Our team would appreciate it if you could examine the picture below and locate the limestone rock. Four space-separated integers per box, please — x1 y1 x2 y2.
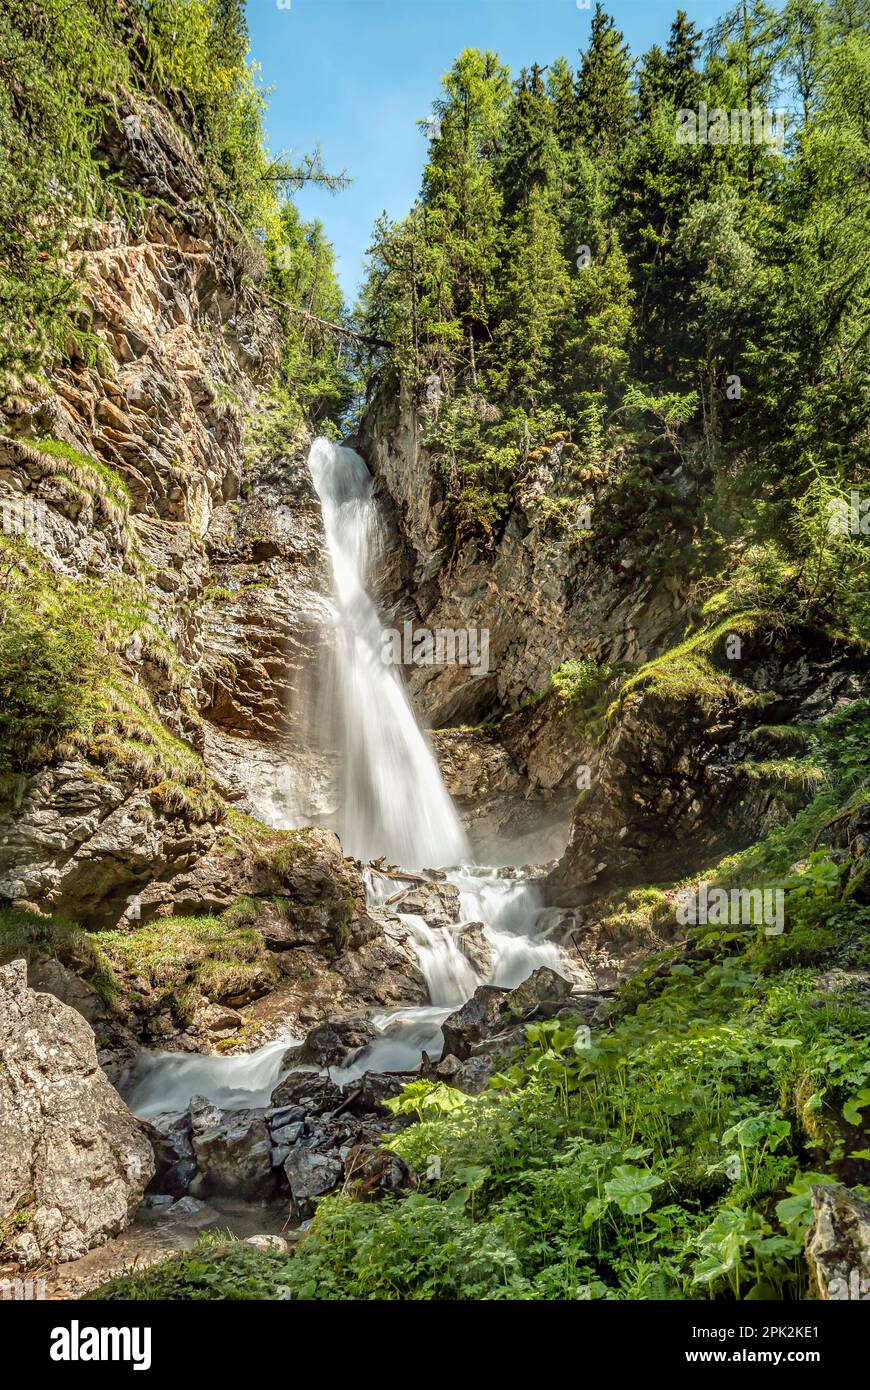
502 966 572 1020
189 1108 274 1199
388 878 461 926
293 1016 379 1069
440 985 509 1061
457 922 492 978
806 1184 870 1300
0 960 153 1264
284 1150 343 1211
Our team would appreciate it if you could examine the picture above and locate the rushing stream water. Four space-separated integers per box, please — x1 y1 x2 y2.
126 439 569 1117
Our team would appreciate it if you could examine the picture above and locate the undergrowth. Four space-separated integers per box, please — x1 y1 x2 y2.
94 698 870 1302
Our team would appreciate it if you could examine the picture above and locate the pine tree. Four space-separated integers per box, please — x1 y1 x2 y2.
665 8 704 109
422 48 510 384
576 4 634 159
618 14 705 380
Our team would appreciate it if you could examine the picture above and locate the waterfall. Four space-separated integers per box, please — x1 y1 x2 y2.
452 868 564 988
125 442 571 1117
308 438 468 870
398 912 481 1006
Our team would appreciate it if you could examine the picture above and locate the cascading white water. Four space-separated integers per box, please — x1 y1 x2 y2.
126 441 573 1116
124 1040 296 1119
399 913 480 1006
308 438 468 870
331 864 569 1081
452 868 564 988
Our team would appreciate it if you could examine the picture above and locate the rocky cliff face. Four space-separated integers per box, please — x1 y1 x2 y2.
357 386 699 865
0 90 333 925
545 628 866 907
359 385 692 730
0 90 430 1073
358 386 868 926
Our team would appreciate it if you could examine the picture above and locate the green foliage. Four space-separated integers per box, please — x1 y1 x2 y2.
99 906 277 1018
0 0 352 434
0 533 214 793
32 437 131 509
92 1238 293 1301
103 684 870 1302
353 3 869 622
0 0 130 377
383 1080 471 1121
0 589 102 772
0 905 116 1001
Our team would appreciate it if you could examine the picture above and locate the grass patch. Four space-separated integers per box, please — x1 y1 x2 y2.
32 436 131 510
614 615 761 718
0 906 116 1001
99 907 277 1019
550 658 624 739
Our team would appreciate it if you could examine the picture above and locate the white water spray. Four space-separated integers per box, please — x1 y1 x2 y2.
124 1041 295 1119
308 438 468 869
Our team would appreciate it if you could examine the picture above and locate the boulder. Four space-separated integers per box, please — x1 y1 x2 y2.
293 1016 378 1069
343 1144 413 1199
0 959 154 1264
391 879 461 927
26 952 109 1026
806 1184 870 1300
338 1070 418 1116
440 985 508 1061
283 1149 343 1212
270 1071 344 1114
457 922 492 978
143 1109 196 1196
190 1108 274 1199
244 1234 288 1254
502 967 572 1020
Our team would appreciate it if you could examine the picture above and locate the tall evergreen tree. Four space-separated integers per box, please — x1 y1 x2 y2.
576 4 634 158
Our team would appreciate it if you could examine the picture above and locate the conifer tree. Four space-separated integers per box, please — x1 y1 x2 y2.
576 3 634 159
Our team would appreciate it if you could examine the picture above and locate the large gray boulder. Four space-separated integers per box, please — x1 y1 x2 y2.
284 1149 343 1214
189 1102 274 1199
390 879 461 927
502 967 572 1020
440 969 572 1062
293 1016 378 1069
806 1184 870 1300
440 985 508 1061
0 959 154 1265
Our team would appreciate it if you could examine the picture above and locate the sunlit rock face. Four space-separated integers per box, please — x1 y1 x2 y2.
0 959 154 1266
0 92 336 923
358 385 692 732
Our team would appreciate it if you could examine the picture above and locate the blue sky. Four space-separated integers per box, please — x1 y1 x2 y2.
246 0 730 304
